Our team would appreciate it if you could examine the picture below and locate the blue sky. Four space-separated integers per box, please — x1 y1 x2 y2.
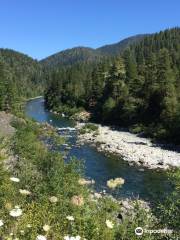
0 0 179 60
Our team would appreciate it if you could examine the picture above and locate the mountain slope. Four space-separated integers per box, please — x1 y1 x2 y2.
96 34 147 56
0 48 43 111
41 47 104 69
0 48 43 96
40 35 147 69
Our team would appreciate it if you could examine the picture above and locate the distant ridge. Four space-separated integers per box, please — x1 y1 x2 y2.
40 34 147 68
40 47 102 69
96 34 148 55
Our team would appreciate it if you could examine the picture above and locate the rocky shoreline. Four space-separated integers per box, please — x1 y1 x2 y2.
76 123 180 169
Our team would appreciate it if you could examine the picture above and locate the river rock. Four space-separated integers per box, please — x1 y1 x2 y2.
77 123 180 169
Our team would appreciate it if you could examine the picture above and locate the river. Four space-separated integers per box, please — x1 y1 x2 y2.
25 97 171 202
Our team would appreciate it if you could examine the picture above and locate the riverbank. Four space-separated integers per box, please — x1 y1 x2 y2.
77 123 180 169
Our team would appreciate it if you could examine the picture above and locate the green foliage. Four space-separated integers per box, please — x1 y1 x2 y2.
79 123 98 134
129 124 144 134
102 97 116 121
154 169 180 239
44 62 96 111
41 47 104 69
0 49 44 112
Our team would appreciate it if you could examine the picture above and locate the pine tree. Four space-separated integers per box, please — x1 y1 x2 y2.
156 49 178 124
90 63 107 108
123 49 138 83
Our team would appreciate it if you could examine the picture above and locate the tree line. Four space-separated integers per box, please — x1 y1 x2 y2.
45 28 180 143
0 49 44 112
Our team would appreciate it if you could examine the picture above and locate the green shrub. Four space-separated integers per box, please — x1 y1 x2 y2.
79 123 98 135
154 169 180 237
129 124 144 134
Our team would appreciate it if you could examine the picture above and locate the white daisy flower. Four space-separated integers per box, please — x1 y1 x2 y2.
66 215 74 221
64 236 70 240
36 235 47 240
43 224 50 232
49 196 58 203
10 177 20 183
75 237 81 240
19 189 31 196
64 236 81 240
106 219 114 229
9 207 22 217
0 219 4 227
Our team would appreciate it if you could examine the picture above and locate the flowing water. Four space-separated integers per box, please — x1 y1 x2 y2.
25 97 171 202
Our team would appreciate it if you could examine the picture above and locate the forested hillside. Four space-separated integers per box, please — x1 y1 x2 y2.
45 28 180 143
0 49 44 111
41 35 146 69
41 47 104 69
97 34 147 56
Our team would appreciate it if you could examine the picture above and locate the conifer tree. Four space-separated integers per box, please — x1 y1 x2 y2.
156 49 178 124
